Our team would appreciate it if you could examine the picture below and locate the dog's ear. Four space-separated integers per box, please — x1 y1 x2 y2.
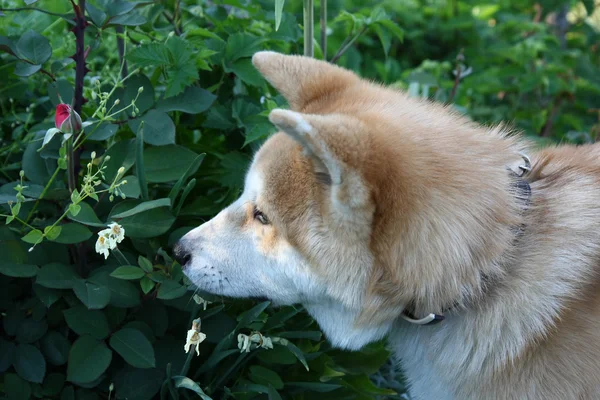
269 109 372 212
252 51 359 111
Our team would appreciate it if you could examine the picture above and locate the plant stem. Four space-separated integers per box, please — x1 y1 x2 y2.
25 166 61 224
116 25 129 79
320 0 327 60
330 26 367 64
303 0 314 57
67 138 76 193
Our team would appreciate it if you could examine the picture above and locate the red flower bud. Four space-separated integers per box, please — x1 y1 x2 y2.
54 103 82 134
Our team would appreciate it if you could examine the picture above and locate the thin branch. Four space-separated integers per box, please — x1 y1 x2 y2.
320 0 327 60
162 11 182 35
448 49 465 104
330 25 367 64
303 0 314 57
0 7 70 20
541 96 563 138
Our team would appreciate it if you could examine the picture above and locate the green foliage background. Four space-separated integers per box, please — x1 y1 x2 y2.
0 0 599 399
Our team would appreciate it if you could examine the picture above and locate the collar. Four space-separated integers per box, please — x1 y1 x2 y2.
401 153 533 326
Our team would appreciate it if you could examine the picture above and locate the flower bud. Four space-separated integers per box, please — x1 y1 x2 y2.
114 99 120 105
55 104 83 134
138 86 144 93
91 151 96 159
19 170 25 178
117 167 125 176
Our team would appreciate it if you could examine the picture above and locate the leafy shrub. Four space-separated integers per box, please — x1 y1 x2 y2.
0 0 598 399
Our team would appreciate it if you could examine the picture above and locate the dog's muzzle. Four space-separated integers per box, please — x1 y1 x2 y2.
173 241 192 269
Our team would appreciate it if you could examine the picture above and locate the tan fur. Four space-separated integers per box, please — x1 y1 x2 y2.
182 52 600 399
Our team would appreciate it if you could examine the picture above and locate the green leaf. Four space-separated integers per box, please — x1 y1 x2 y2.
111 198 171 219
236 301 270 330
127 43 171 67
138 256 153 273
140 277 155 294
67 202 105 227
274 0 285 31
249 366 284 390
165 63 199 98
68 203 81 217
103 139 136 182
114 367 164 400
14 61 41 77
226 58 264 86
286 382 342 392
42 372 66 397
86 2 107 26
119 207 176 238
33 285 61 308
0 338 16 372
22 137 52 185
243 122 275 147
66 335 112 384
129 111 175 146
583 0 594 15
88 269 141 308
225 33 264 62
4 373 32 400
0 262 39 277
17 30 52 65
156 86 216 114
14 344 46 383
172 376 212 400
41 331 71 366
283 341 309 371
36 263 79 289
110 328 156 368
168 154 205 206
16 318 48 344
110 266 146 280
73 280 112 309
22 229 43 245
63 305 110 339
268 385 283 400
86 122 119 141
143 145 201 183
44 225 62 241
156 280 187 300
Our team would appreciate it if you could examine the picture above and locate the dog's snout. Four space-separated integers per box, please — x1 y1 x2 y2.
173 242 192 268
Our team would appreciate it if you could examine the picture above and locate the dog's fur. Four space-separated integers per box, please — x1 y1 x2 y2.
176 52 600 399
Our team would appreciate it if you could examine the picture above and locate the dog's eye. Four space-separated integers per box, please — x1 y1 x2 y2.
253 207 269 225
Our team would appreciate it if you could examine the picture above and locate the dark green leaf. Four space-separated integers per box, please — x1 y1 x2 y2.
114 367 164 400
0 338 16 372
249 366 284 390
50 223 92 244
14 344 46 383
17 30 52 64
22 229 43 245
63 305 110 339
236 301 270 330
111 198 171 218
67 202 105 227
103 139 136 182
283 341 309 371
172 376 212 400
41 331 71 366
268 385 283 400
127 43 171 67
225 33 264 62
86 122 118 141
5 373 32 400
36 263 79 289
156 86 216 114
110 266 145 280
16 318 48 344
119 207 176 238
156 280 187 300
168 154 205 206
274 0 284 30
42 372 66 397
66 335 112 384
33 285 61 308
88 269 141 308
129 111 175 146
14 61 41 77
135 123 149 201
286 382 342 392
110 328 156 368
72 280 112 309
226 58 264 86
0 262 39 277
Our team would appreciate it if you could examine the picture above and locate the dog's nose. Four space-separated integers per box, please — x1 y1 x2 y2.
173 242 191 268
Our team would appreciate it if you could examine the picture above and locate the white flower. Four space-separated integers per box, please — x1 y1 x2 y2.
95 223 125 259
184 318 206 356
95 234 111 259
193 294 213 311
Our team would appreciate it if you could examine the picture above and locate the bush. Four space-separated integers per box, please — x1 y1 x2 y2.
0 0 598 399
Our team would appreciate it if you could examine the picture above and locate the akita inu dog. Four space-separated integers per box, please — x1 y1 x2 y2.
174 51 600 399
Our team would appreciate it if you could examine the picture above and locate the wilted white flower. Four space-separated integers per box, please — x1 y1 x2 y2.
184 318 206 356
193 294 213 311
237 331 273 353
95 234 111 259
106 222 125 243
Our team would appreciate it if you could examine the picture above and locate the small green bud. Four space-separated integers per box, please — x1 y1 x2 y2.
138 86 144 93
19 170 25 178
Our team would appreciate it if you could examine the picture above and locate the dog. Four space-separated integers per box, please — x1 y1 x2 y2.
174 51 600 399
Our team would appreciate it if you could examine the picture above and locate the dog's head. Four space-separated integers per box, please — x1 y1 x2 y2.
175 52 520 350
